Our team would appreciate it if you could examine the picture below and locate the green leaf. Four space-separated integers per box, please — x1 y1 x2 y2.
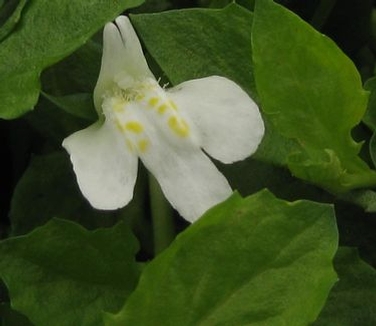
0 303 33 326
41 39 102 96
201 0 254 10
105 190 338 326
0 219 141 326
337 189 376 213
131 4 256 98
25 95 91 144
221 156 332 204
252 0 376 193
0 0 143 119
0 0 27 42
314 247 376 325
365 78 376 171
363 76 376 131
42 92 97 122
9 152 119 235
252 117 302 166
369 132 376 167
9 151 151 257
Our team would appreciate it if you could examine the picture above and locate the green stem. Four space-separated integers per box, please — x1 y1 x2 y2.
149 173 175 255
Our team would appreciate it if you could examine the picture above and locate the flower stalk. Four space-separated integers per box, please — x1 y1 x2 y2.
149 173 175 255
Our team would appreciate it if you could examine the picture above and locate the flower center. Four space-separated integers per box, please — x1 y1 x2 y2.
102 77 190 154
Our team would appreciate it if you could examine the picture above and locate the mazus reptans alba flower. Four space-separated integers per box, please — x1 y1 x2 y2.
63 16 264 223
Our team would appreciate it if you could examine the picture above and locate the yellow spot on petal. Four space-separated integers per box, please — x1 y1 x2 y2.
138 139 149 153
168 116 189 137
125 121 144 133
157 104 168 115
148 97 159 108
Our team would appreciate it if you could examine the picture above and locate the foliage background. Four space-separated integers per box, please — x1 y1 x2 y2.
1 0 376 325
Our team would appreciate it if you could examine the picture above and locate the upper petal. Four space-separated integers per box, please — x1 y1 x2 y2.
168 76 265 164
94 16 154 112
62 121 138 210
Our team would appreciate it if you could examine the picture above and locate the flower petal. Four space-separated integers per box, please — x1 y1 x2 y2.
62 121 138 210
144 149 231 223
136 115 232 222
94 16 153 111
168 76 265 163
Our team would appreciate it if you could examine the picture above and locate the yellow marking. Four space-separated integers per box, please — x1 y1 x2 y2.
125 139 134 152
168 116 189 137
168 100 178 111
138 139 150 153
148 97 159 108
157 104 168 115
125 121 144 133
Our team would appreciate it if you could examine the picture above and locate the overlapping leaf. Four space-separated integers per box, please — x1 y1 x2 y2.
105 190 338 326
0 0 27 41
252 0 376 193
315 247 376 325
131 4 256 96
0 219 141 326
0 0 143 119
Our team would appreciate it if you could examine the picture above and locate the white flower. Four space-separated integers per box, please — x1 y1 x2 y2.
62 16 264 223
